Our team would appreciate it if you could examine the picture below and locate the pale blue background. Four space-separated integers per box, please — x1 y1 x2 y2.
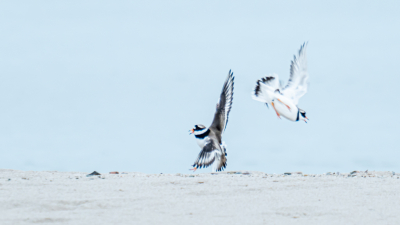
1 1 399 174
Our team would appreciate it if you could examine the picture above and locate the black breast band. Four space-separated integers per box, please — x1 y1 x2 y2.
195 129 210 139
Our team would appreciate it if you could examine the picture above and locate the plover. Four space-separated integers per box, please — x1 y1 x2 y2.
189 70 234 172
252 43 309 122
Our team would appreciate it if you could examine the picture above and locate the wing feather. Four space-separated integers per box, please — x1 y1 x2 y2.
210 70 234 134
252 74 281 104
281 43 309 105
192 139 227 171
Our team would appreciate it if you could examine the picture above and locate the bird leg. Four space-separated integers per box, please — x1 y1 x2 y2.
189 167 197 172
277 99 291 111
271 102 281 119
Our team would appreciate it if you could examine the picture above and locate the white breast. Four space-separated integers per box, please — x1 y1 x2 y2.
274 100 298 121
196 137 208 148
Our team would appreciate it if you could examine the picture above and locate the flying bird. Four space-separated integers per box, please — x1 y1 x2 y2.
189 70 234 172
252 43 309 122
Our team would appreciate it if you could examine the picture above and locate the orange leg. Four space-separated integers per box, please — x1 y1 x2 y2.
277 99 291 111
271 102 281 119
189 167 197 172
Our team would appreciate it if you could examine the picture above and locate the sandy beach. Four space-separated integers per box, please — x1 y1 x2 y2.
1 169 399 225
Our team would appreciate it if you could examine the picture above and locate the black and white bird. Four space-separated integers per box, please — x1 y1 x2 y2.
189 70 234 172
252 43 309 122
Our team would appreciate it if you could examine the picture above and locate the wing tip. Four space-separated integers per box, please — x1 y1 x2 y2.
254 80 261 97
253 76 276 97
289 42 308 78
228 69 234 78
298 42 308 56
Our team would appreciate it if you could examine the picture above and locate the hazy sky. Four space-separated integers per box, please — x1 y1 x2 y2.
1 1 400 174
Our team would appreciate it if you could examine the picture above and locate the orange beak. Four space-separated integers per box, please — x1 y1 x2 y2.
189 129 194 134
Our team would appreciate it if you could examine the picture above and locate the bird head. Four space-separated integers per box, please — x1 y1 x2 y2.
299 109 309 123
189 124 207 135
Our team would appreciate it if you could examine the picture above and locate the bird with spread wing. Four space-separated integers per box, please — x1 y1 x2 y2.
252 43 309 122
189 70 234 172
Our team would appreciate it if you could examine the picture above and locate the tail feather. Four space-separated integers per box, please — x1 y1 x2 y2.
221 142 227 156
212 143 228 172
212 155 227 172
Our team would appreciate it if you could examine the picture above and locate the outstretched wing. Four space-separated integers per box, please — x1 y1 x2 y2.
192 138 227 172
281 43 309 105
252 74 281 105
210 70 234 135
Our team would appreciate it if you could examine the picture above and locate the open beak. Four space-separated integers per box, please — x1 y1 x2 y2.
189 129 194 135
